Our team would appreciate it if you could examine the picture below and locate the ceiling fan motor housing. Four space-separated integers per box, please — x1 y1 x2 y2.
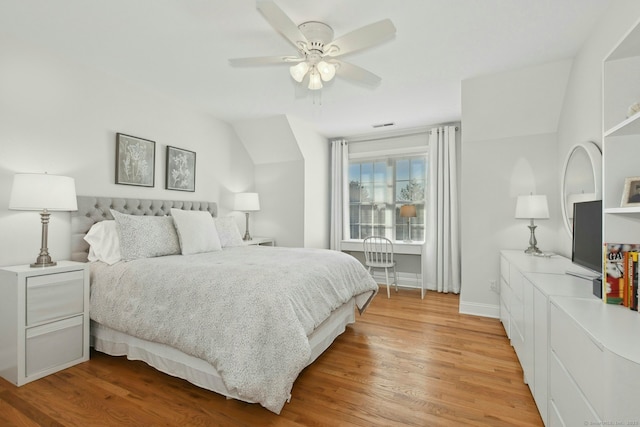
298 21 334 53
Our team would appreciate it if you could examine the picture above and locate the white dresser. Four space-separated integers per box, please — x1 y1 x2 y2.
0 261 90 386
500 250 640 425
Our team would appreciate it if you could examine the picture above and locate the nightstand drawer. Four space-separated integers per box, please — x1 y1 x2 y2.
26 270 84 326
25 315 84 377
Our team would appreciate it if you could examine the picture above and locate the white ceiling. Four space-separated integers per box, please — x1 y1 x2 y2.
0 0 613 138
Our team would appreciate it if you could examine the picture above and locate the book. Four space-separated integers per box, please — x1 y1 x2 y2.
629 252 638 311
624 251 631 307
604 244 640 305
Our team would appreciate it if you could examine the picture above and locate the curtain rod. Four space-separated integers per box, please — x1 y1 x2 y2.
338 122 460 144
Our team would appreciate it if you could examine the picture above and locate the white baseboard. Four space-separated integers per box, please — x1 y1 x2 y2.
371 271 422 288
458 301 500 318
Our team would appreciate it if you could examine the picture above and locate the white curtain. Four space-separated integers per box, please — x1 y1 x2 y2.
424 126 461 293
330 139 349 250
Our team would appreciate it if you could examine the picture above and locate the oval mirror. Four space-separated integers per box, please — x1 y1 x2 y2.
560 141 602 236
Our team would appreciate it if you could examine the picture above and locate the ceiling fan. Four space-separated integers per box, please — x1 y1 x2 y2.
229 1 396 91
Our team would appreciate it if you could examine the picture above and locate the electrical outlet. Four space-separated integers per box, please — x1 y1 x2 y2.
489 280 499 293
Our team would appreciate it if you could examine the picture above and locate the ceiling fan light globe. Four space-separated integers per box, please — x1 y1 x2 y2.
317 61 336 81
289 62 309 82
308 69 323 90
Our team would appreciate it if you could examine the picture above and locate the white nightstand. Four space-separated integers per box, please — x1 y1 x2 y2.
0 261 90 386
243 237 275 246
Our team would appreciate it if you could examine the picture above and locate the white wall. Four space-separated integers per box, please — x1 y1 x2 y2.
288 116 330 249
0 32 255 267
459 60 572 317
233 115 330 249
255 160 305 248
555 1 640 256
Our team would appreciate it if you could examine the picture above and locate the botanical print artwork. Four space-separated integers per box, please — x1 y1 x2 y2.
116 134 155 187
166 146 196 191
170 152 191 188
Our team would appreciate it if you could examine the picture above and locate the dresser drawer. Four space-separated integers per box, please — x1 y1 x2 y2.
548 399 565 427
500 255 509 282
25 315 84 377
549 350 600 425
499 297 510 338
510 269 524 302
26 270 84 326
550 302 603 416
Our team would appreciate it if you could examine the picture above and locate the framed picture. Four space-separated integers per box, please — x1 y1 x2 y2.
621 176 640 207
115 133 155 187
166 146 196 192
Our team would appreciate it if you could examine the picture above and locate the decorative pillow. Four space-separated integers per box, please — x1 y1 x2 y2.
84 220 122 265
110 209 181 261
214 216 244 247
170 208 222 255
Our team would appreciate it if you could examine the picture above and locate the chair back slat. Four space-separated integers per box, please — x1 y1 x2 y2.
363 236 394 266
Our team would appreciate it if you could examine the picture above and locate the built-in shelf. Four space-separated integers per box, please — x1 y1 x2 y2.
604 112 640 137
604 206 640 214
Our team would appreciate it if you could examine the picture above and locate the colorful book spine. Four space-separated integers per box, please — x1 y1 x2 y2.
604 244 640 305
625 251 634 307
633 251 639 311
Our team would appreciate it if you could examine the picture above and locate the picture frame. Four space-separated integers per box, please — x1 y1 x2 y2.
115 133 155 187
621 176 640 207
166 146 196 192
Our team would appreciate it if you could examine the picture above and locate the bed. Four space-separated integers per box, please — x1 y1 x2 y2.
70 196 378 414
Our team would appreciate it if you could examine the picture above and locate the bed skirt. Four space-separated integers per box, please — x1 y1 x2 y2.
90 297 357 404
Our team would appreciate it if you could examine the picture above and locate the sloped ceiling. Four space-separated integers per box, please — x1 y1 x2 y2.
0 0 613 137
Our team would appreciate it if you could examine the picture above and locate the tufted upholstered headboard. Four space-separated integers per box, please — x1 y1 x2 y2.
70 196 218 262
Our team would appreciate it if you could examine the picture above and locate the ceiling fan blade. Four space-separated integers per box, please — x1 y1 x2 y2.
229 55 302 66
257 1 308 51
334 60 382 87
324 19 396 57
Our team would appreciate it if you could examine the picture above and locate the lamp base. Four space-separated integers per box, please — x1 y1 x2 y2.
242 212 252 241
524 222 542 255
30 210 57 267
524 246 542 255
30 254 56 268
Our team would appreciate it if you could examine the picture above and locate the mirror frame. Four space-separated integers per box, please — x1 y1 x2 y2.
560 141 602 236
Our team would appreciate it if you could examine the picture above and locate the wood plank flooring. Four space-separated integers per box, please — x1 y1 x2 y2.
0 288 543 426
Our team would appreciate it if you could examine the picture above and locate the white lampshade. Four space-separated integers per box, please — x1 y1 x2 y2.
289 61 309 83
317 61 336 82
308 68 323 90
234 192 260 212
9 173 77 211
515 194 549 220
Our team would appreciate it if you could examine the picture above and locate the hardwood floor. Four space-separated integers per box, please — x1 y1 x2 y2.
0 288 542 426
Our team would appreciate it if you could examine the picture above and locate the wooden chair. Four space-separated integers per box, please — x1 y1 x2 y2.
363 236 398 298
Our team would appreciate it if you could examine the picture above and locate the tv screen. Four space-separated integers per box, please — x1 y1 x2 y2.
572 199 602 275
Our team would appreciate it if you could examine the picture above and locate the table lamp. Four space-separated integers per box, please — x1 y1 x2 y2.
234 192 260 241
9 173 78 267
399 204 417 242
515 194 549 255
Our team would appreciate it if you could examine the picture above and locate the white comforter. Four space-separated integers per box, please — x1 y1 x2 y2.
89 246 378 413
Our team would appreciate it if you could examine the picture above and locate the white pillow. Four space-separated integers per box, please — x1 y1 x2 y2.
84 220 122 265
214 216 244 247
170 208 222 255
111 210 181 260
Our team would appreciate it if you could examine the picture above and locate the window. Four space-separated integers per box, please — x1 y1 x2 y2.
348 155 427 242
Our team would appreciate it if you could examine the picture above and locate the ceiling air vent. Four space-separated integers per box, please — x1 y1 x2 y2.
372 122 395 128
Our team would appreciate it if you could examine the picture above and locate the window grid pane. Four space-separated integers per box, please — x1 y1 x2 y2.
348 155 427 242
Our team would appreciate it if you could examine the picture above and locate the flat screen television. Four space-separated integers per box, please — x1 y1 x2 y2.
571 199 603 276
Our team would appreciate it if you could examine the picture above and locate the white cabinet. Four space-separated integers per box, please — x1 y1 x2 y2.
499 250 596 425
549 296 640 425
0 261 90 386
243 236 275 246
